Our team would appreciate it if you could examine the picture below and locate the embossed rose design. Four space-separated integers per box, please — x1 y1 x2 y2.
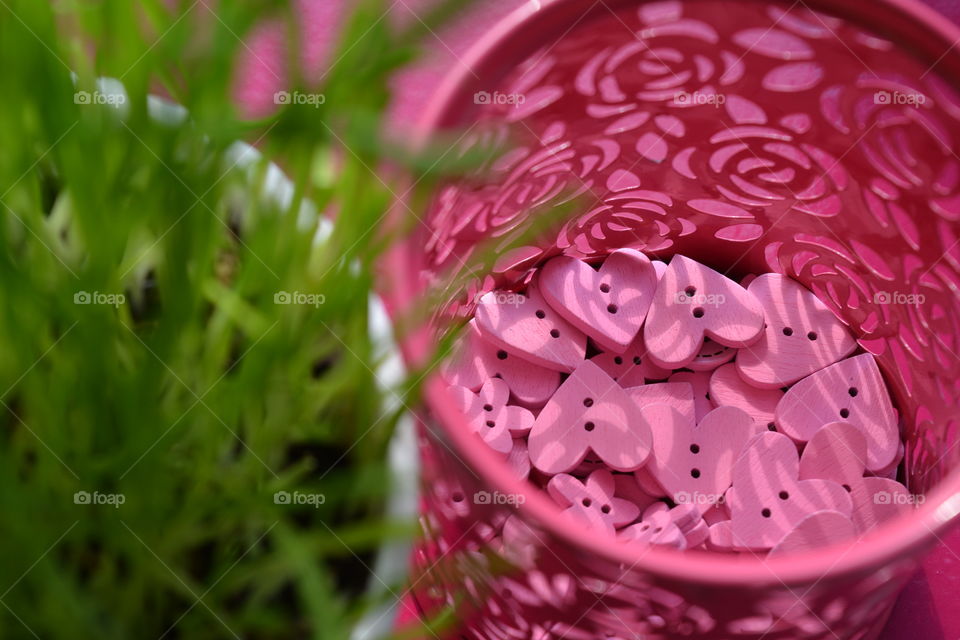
821 73 960 242
575 0 742 117
557 169 676 258
426 122 621 271
673 95 848 226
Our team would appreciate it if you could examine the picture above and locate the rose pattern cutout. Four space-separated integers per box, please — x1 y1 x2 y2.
672 98 848 222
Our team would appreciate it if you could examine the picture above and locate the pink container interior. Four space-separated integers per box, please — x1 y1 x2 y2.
385 0 960 636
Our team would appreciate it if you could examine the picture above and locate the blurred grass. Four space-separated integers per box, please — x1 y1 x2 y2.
0 0 473 637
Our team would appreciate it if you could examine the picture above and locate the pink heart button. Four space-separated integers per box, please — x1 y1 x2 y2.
475 280 587 372
799 421 911 533
548 469 641 535
643 405 762 511
725 431 853 550
737 274 857 388
449 378 533 454
540 249 657 353
528 360 654 474
767 511 857 556
442 320 561 408
644 255 764 369
590 332 671 387
775 354 900 473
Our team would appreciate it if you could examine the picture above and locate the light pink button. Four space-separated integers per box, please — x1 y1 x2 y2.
528 361 654 474
540 249 657 353
475 281 588 372
644 255 765 369
737 274 856 388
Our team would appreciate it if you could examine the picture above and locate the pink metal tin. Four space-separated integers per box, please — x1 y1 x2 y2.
383 1 960 638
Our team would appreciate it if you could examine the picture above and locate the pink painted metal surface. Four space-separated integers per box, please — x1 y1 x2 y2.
379 0 960 638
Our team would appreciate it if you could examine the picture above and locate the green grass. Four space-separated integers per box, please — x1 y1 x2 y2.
0 1 473 637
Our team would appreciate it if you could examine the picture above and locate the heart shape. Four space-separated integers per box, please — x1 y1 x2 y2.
442 319 561 408
799 421 911 533
644 255 764 369
620 502 688 549
475 280 587 372
725 431 853 550
767 511 857 556
644 502 709 547
540 249 657 353
775 354 899 473
449 378 533 455
709 363 783 430
737 274 857 388
590 332 671 387
528 360 654 474
643 405 762 511
548 469 640 535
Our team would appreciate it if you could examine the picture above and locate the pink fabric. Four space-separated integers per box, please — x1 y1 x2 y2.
230 2 960 637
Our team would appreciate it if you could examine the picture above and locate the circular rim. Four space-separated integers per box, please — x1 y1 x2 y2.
389 0 960 587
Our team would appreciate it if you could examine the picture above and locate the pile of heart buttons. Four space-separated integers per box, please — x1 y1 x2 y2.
442 250 914 554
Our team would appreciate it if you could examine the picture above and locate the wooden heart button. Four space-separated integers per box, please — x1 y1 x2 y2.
775 354 900 473
614 472 660 512
590 332 671 387
442 320 561 408
667 370 713 422
737 274 857 388
688 337 737 372
643 405 762 511
620 503 688 549
799 421 911 533
475 281 587 372
540 249 657 353
548 469 641 535
644 255 764 369
767 511 857 556
709 363 783 430
449 379 534 455
644 502 710 548
725 432 853 550
626 381 696 426
528 360 654 474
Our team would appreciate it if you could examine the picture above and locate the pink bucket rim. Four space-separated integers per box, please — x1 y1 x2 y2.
388 0 960 586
